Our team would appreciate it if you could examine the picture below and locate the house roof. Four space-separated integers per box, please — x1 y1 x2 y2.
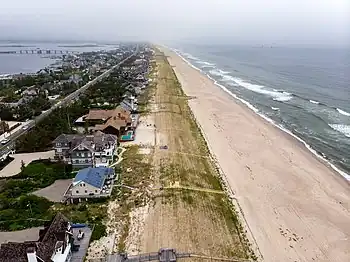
85 106 131 123
85 109 113 121
70 132 117 153
95 118 128 132
0 213 71 262
53 133 117 153
73 167 113 189
53 134 84 145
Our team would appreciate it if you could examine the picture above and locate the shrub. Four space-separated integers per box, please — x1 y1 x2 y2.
91 223 107 241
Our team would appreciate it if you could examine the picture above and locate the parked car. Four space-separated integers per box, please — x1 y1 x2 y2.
22 125 28 130
1 139 9 145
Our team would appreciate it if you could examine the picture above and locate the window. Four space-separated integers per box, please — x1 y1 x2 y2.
57 148 62 153
85 159 89 163
75 160 79 164
76 190 79 193
95 190 98 193
83 183 85 187
85 190 87 193
80 184 82 187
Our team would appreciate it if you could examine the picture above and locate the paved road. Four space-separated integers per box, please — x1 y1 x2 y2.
0 49 138 158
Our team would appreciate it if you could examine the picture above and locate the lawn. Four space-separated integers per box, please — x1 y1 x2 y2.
0 160 74 231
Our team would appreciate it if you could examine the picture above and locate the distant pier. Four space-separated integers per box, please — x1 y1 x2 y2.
0 49 78 55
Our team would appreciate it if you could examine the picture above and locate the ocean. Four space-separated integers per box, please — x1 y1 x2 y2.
172 44 350 180
0 42 117 75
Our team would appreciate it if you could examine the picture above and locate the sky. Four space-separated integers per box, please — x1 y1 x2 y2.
0 0 349 46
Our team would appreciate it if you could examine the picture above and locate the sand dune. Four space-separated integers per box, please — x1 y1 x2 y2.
161 47 350 262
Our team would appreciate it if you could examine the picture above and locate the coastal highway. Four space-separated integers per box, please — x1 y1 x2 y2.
0 49 138 159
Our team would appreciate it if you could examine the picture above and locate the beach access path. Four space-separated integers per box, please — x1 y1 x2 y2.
161 47 350 262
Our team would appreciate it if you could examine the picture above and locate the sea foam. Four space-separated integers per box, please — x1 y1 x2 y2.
336 108 350 116
329 124 350 138
183 52 199 61
196 60 216 68
232 78 293 102
309 100 320 104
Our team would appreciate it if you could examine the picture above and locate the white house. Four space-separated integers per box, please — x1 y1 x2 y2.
71 167 115 198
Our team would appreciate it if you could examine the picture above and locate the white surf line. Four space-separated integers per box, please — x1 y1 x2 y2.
169 46 350 182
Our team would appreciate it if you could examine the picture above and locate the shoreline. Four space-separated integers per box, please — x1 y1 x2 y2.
171 48 350 182
161 46 350 262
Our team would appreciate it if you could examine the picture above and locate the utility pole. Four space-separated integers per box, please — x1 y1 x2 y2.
67 113 71 131
27 202 33 217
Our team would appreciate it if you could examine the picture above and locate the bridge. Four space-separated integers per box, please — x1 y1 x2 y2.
0 49 78 55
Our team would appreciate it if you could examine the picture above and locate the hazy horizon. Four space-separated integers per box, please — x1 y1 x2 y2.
0 0 349 47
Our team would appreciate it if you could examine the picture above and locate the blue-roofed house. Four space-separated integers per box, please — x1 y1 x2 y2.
71 167 115 198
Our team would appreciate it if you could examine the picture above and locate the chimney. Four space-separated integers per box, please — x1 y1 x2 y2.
26 247 38 262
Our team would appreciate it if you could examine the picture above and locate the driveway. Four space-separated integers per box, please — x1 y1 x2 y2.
32 179 72 202
0 150 54 177
0 227 42 244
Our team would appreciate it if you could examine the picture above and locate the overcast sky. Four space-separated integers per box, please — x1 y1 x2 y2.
0 0 349 46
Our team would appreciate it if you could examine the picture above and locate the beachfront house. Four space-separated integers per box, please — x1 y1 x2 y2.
53 132 117 169
84 106 133 137
0 213 74 262
70 167 115 199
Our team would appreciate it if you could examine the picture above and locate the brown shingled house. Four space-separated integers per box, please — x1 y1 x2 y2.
0 213 73 262
84 106 132 136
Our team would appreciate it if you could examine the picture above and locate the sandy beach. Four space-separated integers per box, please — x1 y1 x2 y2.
161 47 350 262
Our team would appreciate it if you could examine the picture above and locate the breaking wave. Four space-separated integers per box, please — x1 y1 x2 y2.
183 52 200 61
196 60 216 68
232 78 293 102
329 124 350 137
271 107 280 111
336 108 350 116
309 100 320 104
